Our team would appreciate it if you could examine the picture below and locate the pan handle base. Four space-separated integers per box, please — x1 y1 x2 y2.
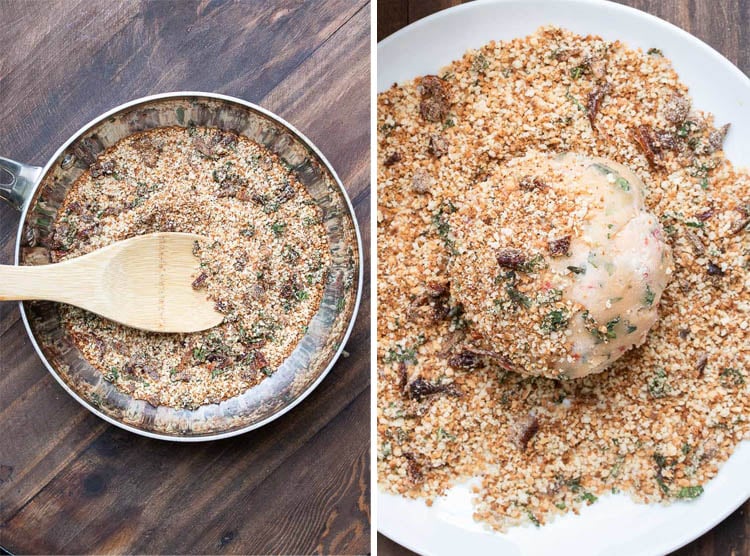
0 156 42 211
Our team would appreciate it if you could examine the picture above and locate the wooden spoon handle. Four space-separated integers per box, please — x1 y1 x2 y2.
0 262 92 303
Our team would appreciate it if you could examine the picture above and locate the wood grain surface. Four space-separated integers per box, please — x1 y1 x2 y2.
0 1 370 555
376 1 749 555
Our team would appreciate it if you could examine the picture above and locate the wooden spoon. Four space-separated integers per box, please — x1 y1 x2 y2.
0 232 224 333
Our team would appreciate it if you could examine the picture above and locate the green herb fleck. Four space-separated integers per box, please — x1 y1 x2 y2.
647 47 663 56
380 442 392 459
432 201 458 254
472 54 490 73
566 87 586 112
677 120 694 137
506 285 532 309
605 316 620 339
436 427 457 442
103 367 119 382
526 510 541 527
570 65 585 80
580 492 598 504
648 368 670 398
616 177 630 191
567 265 586 275
271 221 286 236
541 309 569 332
644 285 655 307
384 342 419 365
676 485 704 499
192 346 207 362
719 367 745 388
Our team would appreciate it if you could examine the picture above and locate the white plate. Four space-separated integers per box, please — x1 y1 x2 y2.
377 1 750 554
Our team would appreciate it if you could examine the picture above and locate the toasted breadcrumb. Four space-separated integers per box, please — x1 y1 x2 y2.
50 126 331 409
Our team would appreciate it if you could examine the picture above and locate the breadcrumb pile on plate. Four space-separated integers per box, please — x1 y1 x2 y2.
377 26 749 530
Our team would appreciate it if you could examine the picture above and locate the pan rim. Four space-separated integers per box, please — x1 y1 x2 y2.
13 91 364 442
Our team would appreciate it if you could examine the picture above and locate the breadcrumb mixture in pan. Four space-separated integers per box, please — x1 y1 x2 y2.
48 126 331 409
377 27 749 530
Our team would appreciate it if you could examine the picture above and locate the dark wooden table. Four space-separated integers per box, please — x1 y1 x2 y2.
376 1 749 555
0 1 370 554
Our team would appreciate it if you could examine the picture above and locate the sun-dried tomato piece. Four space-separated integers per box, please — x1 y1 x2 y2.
191 272 208 290
587 82 611 128
417 75 451 123
384 152 402 166
407 378 461 401
448 350 485 370
496 248 527 270
548 235 571 257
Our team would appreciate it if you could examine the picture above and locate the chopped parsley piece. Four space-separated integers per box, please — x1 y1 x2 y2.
684 220 704 228
719 367 745 388
605 316 620 339
380 442 392 459
653 453 672 494
616 177 630 191
565 477 582 492
567 265 586 274
580 492 598 504
537 288 563 305
192 346 207 362
570 65 585 80
384 341 420 365
591 162 614 175
519 253 548 273
647 47 663 56
644 285 655 307
431 201 458 254
103 367 119 382
436 427 457 441
211 367 230 379
541 309 569 332
526 510 541 527
506 285 532 309
647 368 670 398
565 87 586 112
270 221 286 236
472 53 489 72
676 485 704 499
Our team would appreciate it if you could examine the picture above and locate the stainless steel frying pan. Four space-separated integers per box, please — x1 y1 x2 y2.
0 92 362 441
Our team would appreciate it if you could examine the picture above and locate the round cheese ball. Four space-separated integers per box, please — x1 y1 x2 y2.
448 151 673 379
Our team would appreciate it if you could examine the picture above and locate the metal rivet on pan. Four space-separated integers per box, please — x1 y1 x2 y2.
60 153 75 169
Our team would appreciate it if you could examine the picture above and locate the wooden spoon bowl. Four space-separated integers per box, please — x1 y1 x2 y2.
0 232 223 333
